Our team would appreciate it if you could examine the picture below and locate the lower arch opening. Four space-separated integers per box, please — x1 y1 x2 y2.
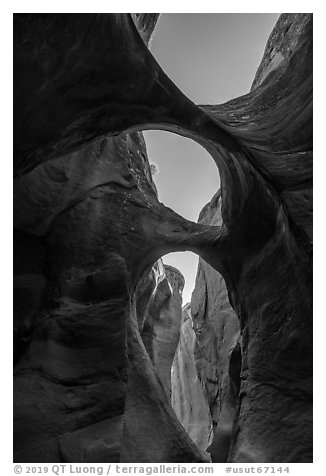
162 251 199 306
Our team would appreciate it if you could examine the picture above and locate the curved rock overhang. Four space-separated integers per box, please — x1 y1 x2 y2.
13 13 312 463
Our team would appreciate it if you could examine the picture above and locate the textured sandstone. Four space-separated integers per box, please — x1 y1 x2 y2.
150 265 185 398
13 130 206 462
171 304 213 455
14 13 312 463
170 190 241 462
137 262 185 398
191 191 241 462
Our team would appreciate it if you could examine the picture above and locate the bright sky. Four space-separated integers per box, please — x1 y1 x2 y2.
144 13 280 304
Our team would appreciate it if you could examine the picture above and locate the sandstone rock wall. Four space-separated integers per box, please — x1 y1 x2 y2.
151 265 185 398
13 131 206 462
170 190 241 462
171 304 213 455
191 191 240 462
137 262 185 398
14 13 312 463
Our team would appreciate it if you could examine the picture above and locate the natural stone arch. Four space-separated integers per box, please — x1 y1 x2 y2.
14 12 311 253
14 13 312 463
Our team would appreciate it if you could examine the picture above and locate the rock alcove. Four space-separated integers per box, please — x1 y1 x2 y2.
14 13 312 463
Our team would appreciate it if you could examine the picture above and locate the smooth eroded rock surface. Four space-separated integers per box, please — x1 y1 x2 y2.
191 191 240 462
171 304 213 455
14 13 312 463
13 129 208 463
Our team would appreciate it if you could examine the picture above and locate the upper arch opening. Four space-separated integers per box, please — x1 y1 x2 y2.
144 130 220 222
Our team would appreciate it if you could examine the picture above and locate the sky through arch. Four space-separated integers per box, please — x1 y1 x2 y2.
144 13 280 304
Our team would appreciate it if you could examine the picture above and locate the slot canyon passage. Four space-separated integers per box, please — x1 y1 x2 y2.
13 13 312 463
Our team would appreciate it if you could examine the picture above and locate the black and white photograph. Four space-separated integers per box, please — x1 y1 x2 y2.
11 4 314 472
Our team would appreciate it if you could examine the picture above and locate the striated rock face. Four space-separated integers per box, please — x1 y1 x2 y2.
171 191 241 462
14 13 312 463
252 14 312 92
191 191 241 462
171 304 213 455
13 129 207 463
150 265 185 398
138 262 185 398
